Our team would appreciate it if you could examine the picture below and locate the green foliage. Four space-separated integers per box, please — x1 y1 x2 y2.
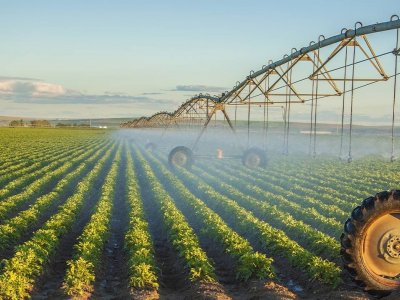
166 156 342 287
62 146 121 298
144 150 275 281
0 143 116 299
192 163 340 260
125 148 159 290
30 120 51 128
0 141 110 253
1 129 399 298
134 147 217 284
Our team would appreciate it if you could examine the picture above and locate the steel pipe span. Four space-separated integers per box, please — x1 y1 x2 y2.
122 16 400 128
221 18 400 103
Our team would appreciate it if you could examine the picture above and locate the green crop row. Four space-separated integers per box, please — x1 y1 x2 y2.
0 140 109 221
197 160 342 238
220 159 358 212
168 161 341 286
134 148 217 283
214 162 347 221
193 162 340 260
0 140 110 254
0 141 62 173
0 139 99 187
222 159 367 211
62 145 121 298
0 143 92 201
0 143 116 299
144 150 275 281
125 146 159 291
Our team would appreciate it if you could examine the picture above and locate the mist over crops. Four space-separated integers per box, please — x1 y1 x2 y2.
116 122 400 161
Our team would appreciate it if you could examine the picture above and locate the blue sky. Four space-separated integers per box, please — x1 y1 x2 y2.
0 0 399 121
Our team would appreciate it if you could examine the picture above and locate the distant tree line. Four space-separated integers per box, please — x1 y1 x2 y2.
9 119 51 128
55 122 90 128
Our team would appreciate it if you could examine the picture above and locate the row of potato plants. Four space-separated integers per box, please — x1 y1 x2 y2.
124 147 159 291
144 150 275 281
192 162 340 261
245 157 399 220
63 145 121 298
0 141 109 221
0 134 96 175
0 128 104 168
0 139 100 187
134 148 217 283
0 141 111 254
264 155 395 197
240 159 371 207
221 159 358 212
0 143 92 201
197 160 342 238
0 141 60 171
304 157 398 185
0 144 117 299
214 161 347 222
261 169 358 211
167 161 341 286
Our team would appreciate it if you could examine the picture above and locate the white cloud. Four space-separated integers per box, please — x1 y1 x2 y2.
0 78 172 105
0 79 66 97
174 84 227 93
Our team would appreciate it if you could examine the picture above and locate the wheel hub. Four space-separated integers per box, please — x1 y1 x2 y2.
172 152 187 166
363 212 400 279
384 233 400 261
246 154 260 168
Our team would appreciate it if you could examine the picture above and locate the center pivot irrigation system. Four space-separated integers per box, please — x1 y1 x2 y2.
122 16 400 294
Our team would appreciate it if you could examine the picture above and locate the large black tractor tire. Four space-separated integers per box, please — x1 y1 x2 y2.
242 147 267 169
168 146 194 169
145 142 157 152
340 190 400 296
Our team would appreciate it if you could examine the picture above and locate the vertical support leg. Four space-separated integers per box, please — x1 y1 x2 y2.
192 107 217 151
221 108 244 151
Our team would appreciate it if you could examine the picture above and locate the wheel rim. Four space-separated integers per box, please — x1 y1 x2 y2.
363 211 400 286
245 153 261 168
171 151 188 167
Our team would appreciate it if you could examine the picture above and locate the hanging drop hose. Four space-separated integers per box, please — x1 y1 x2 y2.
234 101 237 126
348 23 362 163
286 63 293 155
340 41 349 160
309 46 316 156
263 78 267 149
283 78 289 154
247 83 251 148
391 27 399 162
314 37 324 158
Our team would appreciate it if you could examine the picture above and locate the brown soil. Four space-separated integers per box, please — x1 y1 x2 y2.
134 157 193 295
92 150 131 299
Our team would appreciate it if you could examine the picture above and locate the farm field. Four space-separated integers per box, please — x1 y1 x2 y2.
0 128 399 299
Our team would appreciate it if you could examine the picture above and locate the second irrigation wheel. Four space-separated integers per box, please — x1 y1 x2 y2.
341 190 400 296
242 147 267 169
168 146 194 169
